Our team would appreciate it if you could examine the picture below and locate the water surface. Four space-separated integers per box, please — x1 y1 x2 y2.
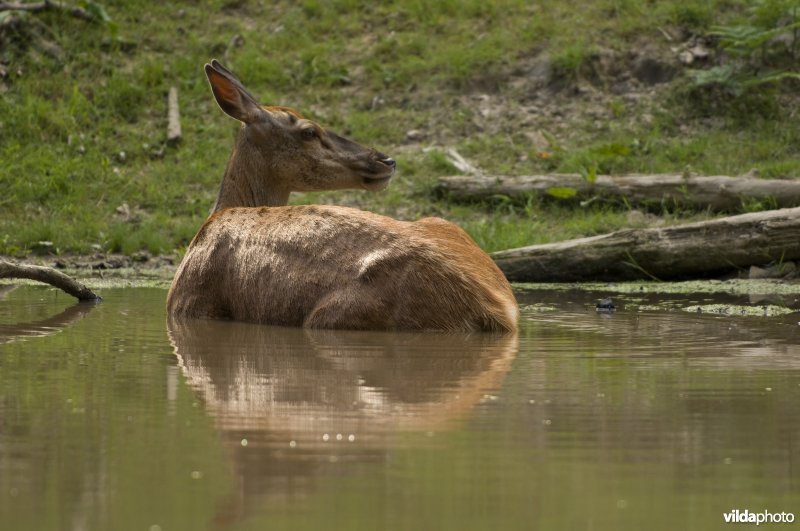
1 284 799 530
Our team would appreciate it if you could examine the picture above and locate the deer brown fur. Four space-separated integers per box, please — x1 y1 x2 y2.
166 60 518 332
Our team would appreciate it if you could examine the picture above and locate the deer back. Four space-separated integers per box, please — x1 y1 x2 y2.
167 205 517 332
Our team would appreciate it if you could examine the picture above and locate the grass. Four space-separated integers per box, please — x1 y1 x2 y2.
1 0 799 256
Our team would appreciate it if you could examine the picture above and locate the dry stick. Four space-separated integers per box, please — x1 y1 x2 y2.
167 86 181 145
0 1 94 21
0 260 101 301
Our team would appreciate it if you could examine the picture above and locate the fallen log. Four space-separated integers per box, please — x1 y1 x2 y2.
438 173 800 212
0 260 101 300
491 207 800 282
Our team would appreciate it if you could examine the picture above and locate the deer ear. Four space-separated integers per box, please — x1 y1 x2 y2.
204 61 262 123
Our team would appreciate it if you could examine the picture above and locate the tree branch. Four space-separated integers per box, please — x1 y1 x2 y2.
0 1 94 21
0 259 101 300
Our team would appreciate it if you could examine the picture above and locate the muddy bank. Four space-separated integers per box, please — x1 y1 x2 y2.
3 253 800 301
0 254 176 289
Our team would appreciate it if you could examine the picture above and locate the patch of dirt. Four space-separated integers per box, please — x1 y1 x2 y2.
377 41 695 163
480 44 683 135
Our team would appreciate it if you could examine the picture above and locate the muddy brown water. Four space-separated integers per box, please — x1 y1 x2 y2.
1 284 799 530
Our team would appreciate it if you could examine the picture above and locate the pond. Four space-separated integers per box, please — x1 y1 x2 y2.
1 284 799 530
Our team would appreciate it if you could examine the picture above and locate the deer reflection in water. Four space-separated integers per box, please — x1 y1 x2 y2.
167 316 517 526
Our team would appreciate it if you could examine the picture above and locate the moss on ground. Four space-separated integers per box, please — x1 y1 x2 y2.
516 279 800 295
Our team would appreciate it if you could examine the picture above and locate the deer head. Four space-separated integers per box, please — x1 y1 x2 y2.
205 60 396 211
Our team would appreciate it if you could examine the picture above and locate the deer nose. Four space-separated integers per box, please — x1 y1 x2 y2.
379 157 396 169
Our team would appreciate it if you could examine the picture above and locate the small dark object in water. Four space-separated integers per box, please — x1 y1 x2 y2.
596 299 616 312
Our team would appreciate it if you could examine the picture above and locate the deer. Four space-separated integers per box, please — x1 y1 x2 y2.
166 60 518 332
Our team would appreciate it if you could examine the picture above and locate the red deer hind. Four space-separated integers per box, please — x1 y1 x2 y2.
166 60 518 332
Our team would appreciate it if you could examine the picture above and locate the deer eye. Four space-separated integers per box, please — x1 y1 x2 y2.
301 127 318 141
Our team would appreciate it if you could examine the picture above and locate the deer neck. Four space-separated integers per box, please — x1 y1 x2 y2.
212 131 290 212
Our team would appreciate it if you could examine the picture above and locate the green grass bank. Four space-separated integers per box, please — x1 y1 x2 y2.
1 0 799 257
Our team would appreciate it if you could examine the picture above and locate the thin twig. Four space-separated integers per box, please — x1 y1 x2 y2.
656 26 673 42
0 259 101 300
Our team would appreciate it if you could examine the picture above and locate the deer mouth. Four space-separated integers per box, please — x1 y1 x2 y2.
361 157 395 190
361 174 393 191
